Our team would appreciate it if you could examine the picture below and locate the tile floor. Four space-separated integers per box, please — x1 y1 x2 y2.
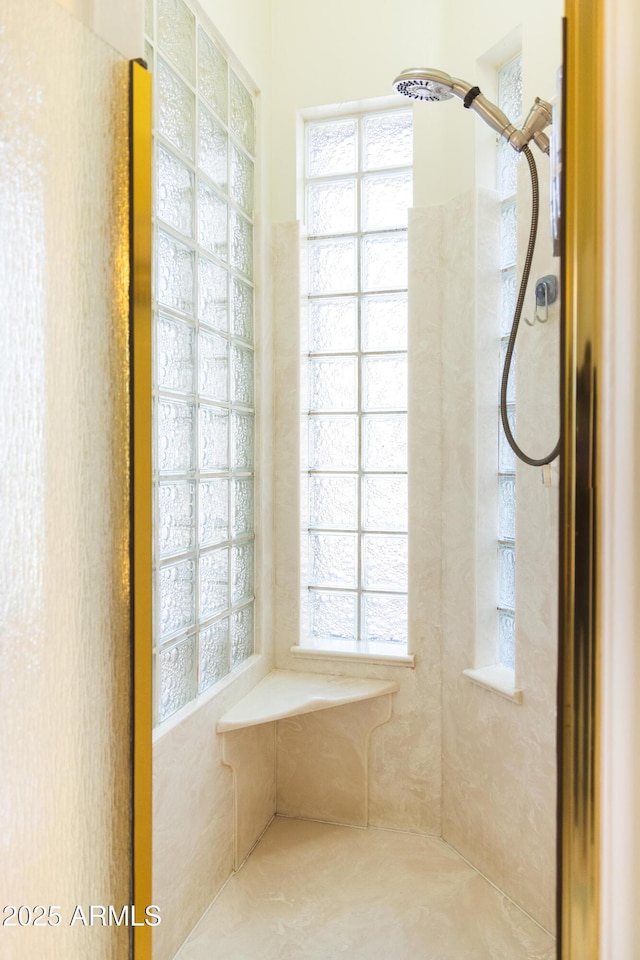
175 816 556 960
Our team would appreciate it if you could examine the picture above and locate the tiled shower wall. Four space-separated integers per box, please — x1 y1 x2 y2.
440 176 558 934
153 687 276 960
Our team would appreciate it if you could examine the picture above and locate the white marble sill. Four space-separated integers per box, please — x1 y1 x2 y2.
290 644 416 668
217 669 399 732
463 664 523 704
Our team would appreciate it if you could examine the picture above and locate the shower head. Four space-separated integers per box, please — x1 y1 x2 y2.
392 68 458 102
393 67 552 154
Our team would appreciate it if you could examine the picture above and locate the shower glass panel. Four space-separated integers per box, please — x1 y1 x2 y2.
1 0 132 953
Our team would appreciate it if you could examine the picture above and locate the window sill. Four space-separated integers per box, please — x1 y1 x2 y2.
216 668 399 732
290 644 415 668
462 664 523 704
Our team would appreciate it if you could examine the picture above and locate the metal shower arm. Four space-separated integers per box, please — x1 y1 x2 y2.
452 78 552 155
466 91 520 142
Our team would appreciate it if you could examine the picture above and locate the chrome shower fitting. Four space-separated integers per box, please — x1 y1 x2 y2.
392 67 552 155
393 65 560 466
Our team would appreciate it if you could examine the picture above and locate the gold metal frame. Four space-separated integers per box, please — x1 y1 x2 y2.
560 0 602 956
130 58 153 960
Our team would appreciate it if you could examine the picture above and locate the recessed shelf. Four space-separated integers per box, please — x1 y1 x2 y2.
216 669 399 732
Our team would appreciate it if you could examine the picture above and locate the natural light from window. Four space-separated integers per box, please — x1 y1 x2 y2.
300 107 413 657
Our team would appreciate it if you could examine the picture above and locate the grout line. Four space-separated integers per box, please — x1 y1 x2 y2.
173 811 278 959
440 836 557 940
275 813 368 830
273 813 441 839
361 820 442 839
235 812 277 873
170 868 235 959
272 720 277 817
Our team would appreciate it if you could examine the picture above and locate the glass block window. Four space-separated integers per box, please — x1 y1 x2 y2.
497 55 522 670
301 109 412 656
146 0 256 725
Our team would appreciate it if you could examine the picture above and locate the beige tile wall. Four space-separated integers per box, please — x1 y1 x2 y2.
276 696 394 826
153 660 275 960
223 723 277 867
439 179 558 933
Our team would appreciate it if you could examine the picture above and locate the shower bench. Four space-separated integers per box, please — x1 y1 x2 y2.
217 669 398 731
216 670 399 868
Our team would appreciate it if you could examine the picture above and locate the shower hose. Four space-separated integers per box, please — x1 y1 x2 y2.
500 143 561 467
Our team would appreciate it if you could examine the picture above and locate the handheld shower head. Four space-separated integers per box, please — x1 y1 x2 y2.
392 68 457 102
393 66 517 145
393 66 551 155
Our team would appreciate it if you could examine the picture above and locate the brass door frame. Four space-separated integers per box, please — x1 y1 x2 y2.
130 58 153 960
560 0 602 956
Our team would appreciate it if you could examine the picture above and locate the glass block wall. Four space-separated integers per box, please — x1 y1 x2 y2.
300 109 412 656
145 0 256 725
497 55 522 670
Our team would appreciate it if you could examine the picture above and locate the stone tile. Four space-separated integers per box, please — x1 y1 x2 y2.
176 817 556 960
